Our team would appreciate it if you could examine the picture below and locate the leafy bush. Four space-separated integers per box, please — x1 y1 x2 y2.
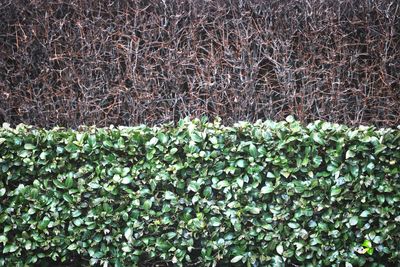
0 118 399 266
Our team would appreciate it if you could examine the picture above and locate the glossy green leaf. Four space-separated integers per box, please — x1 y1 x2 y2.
188 181 201 192
349 216 358 226
249 144 258 158
231 255 243 263
24 143 36 150
0 235 7 244
276 243 284 255
331 187 342 196
260 183 274 194
124 228 133 242
209 217 221 227
236 159 246 168
38 217 51 230
67 244 77 250
190 132 202 143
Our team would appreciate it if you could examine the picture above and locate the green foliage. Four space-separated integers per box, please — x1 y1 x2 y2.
357 240 374 256
0 118 399 266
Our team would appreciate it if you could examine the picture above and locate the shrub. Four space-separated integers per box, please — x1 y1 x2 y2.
1 0 400 128
0 118 399 266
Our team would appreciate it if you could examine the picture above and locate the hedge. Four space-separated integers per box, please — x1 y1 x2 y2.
0 117 399 266
2 1 400 128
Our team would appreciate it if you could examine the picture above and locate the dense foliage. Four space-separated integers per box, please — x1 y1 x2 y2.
0 118 399 266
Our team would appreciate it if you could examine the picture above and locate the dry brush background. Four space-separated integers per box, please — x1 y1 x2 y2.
0 0 399 128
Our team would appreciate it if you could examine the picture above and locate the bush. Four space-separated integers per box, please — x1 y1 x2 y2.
1 0 399 128
0 118 399 266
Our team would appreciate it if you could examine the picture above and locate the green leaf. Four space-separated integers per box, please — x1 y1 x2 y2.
247 207 261 214
366 162 375 172
113 174 121 183
1 118 399 265
88 182 101 189
73 218 83 226
164 191 176 200
53 179 65 189
67 244 77 250
345 150 356 159
143 200 152 210
203 186 212 198
65 176 73 189
313 155 323 166
122 245 131 253
72 210 81 217
103 140 113 147
24 143 36 150
236 177 244 188
249 144 258 158
360 210 370 217
350 165 359 177
209 136 218 145
276 243 284 255
18 150 30 158
88 135 97 146
124 228 133 242
63 194 73 203
374 144 386 154
3 244 18 253
312 133 324 145
331 186 342 196
349 216 358 226
286 115 295 123
362 240 372 248
148 137 159 146
157 133 168 144
121 167 130 177
209 217 221 227
188 181 201 192
372 236 382 244
121 176 133 184
281 171 290 178
260 183 274 194
0 235 8 244
215 180 230 189
188 218 204 230
236 159 246 168
190 132 203 143
146 149 155 160
65 143 79 153
271 255 284 266
231 255 244 263
38 217 51 230
39 151 48 159
288 222 300 229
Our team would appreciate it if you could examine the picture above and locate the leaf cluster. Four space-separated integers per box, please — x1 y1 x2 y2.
0 118 399 266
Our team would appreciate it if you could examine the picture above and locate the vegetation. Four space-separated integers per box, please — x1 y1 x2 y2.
0 118 399 266
1 0 399 127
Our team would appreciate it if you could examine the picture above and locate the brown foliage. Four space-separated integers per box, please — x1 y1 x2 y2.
0 0 399 128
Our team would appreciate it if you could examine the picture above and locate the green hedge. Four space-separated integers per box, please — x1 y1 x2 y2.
0 117 399 266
